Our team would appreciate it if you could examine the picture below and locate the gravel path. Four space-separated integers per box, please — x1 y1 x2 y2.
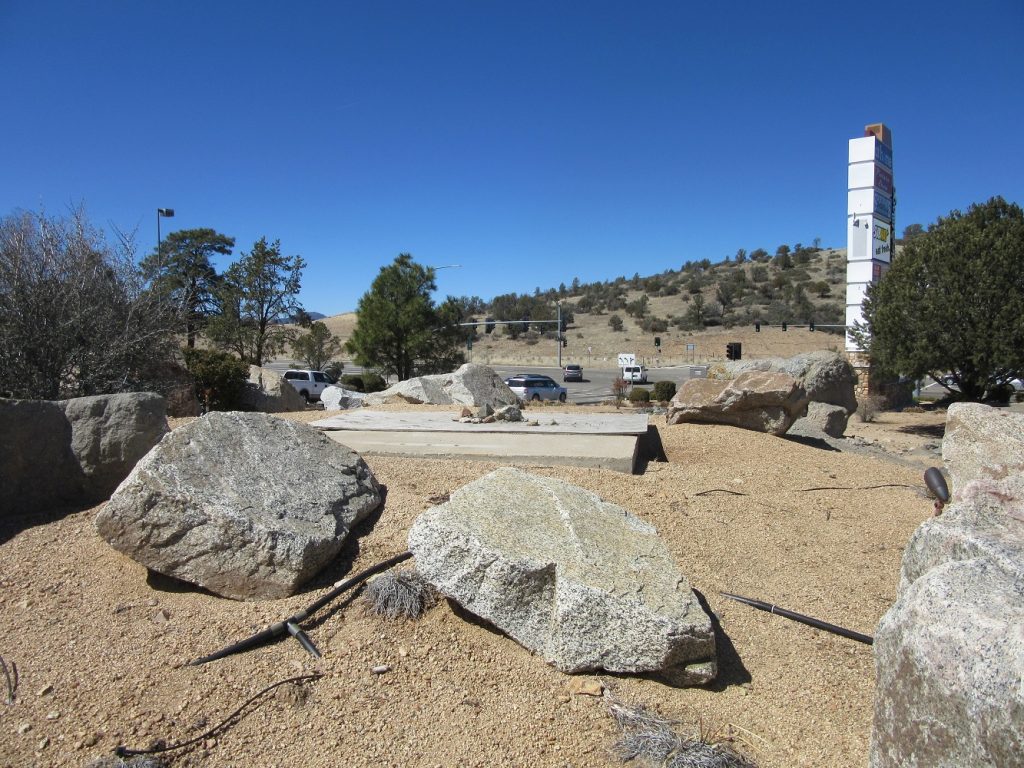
0 407 944 768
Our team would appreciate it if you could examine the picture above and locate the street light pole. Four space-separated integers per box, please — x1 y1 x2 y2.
156 208 175 258
557 301 563 368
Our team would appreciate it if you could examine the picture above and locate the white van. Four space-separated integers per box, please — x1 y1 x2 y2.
622 365 648 384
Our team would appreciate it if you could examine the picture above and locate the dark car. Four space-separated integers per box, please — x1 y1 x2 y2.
505 374 568 402
562 364 583 382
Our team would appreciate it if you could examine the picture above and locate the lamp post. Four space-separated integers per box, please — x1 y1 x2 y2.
156 208 175 257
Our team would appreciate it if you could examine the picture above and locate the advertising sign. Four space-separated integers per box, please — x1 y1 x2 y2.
875 141 893 169
874 164 893 195
873 190 893 221
872 219 892 262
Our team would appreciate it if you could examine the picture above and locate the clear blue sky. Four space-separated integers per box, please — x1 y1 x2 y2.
2 1 1022 315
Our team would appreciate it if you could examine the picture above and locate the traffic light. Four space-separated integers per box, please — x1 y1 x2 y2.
726 343 734 360
755 322 761 332
726 342 741 360
561 337 567 348
466 337 473 350
654 336 661 348
782 322 788 332
808 320 815 332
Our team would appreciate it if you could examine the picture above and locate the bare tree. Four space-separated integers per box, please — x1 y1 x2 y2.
0 207 179 399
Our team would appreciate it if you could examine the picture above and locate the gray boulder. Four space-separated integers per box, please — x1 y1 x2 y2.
1 393 168 515
95 412 381 600
364 364 518 408
241 366 308 413
789 401 850 439
942 403 1024 500
60 393 168 502
666 371 809 435
0 399 80 514
408 467 716 685
871 403 1024 767
714 351 858 414
321 385 364 411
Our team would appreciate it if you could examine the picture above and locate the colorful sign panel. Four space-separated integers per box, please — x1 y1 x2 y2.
874 164 893 195
875 141 892 169
874 190 893 221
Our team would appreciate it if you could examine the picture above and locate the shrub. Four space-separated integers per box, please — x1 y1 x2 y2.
340 374 364 391
627 387 651 403
652 380 677 402
183 348 249 411
857 394 885 423
611 377 629 401
361 373 388 392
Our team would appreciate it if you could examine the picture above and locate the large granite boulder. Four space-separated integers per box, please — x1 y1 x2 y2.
364 364 518 408
942 403 1024 500
870 403 1024 767
713 351 858 414
408 467 716 685
241 366 308 413
321 385 365 411
1 393 168 515
60 393 168 502
666 371 809 435
95 412 381 600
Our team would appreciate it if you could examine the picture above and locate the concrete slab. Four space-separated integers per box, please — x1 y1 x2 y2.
311 411 649 435
312 410 648 472
324 429 639 473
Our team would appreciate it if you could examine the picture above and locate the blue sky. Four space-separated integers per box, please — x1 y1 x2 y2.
2 1 1022 315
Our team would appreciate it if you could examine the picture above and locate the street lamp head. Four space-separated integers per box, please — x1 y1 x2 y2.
157 208 175 217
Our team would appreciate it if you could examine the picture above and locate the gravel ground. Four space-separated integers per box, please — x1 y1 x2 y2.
0 406 946 768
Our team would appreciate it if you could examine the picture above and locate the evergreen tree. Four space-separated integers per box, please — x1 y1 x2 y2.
852 197 1024 400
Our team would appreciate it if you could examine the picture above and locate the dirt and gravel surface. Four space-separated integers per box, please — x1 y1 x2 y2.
0 405 949 768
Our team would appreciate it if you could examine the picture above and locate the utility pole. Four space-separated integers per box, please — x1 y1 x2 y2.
557 301 563 368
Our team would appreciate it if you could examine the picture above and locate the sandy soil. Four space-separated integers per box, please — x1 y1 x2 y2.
0 406 948 768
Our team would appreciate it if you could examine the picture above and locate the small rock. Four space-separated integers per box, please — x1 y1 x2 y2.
153 609 171 624
204 738 217 750
568 679 604 697
46 710 60 720
83 732 99 747
460 407 473 418
481 415 496 424
37 736 49 750
146 598 159 607
459 417 473 423
371 664 391 675
37 684 53 696
18 723 31 735
527 420 539 426
398 646 409 658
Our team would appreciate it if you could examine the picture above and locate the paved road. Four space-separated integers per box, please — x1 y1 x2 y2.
265 359 698 405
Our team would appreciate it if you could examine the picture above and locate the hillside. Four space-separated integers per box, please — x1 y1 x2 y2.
311 247 851 368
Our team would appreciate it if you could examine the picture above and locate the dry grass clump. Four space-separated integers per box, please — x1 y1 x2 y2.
606 694 759 768
85 757 168 768
362 568 436 620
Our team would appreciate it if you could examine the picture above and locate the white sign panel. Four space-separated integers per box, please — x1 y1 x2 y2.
617 353 635 367
872 218 892 262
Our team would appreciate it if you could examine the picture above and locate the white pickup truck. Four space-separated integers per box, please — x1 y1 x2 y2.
282 370 335 402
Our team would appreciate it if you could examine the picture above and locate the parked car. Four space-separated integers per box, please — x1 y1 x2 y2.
563 364 583 382
622 365 648 384
505 374 567 402
283 369 335 402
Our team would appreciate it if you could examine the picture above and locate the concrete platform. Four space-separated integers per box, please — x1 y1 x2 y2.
312 411 648 473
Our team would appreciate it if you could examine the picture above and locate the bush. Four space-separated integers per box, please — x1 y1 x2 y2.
652 380 677 402
857 394 885 423
611 377 629 401
340 374 365 391
361 373 388 392
627 387 651 403
183 348 249 411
